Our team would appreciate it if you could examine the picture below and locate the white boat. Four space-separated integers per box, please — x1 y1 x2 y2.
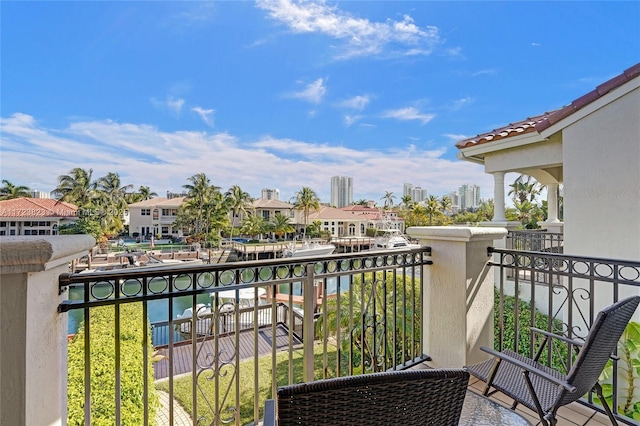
373 229 421 250
282 241 336 258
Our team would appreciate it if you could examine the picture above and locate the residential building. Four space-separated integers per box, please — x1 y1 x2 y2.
0 197 77 236
330 176 353 208
260 188 280 201
128 197 185 239
253 198 294 222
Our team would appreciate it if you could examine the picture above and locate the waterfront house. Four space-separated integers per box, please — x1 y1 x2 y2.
0 197 77 236
128 196 185 239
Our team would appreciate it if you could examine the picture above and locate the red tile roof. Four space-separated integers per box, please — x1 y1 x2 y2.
0 198 78 218
456 62 640 149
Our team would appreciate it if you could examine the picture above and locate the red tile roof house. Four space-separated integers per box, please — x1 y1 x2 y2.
0 197 78 236
456 62 640 264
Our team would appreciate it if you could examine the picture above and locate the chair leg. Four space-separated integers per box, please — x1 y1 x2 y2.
593 383 618 426
523 370 549 425
483 358 502 396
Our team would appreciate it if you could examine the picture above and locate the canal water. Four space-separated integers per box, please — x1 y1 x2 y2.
66 276 350 335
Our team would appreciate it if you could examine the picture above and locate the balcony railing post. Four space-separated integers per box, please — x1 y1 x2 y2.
0 235 95 426
302 263 315 382
407 226 507 368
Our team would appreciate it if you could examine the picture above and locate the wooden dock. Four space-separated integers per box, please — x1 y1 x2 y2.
153 324 302 380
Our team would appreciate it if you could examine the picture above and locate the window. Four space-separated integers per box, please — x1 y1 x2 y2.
24 230 31 235
39 221 46 226
161 226 169 234
0 231 5 235
10 230 16 235
262 211 269 219
10 221 16 226
0 221 5 227
141 209 151 216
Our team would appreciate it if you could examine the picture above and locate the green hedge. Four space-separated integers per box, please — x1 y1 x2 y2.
67 304 159 425
495 293 568 372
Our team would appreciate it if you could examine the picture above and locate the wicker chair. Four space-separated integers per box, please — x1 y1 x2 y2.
263 369 469 426
467 296 640 426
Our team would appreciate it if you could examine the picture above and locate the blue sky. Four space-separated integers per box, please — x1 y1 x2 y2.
1 1 638 204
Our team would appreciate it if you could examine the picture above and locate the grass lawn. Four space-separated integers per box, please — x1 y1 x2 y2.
156 342 339 425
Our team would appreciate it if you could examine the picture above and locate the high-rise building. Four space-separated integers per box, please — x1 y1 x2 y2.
331 176 353 208
30 190 50 199
458 184 481 210
261 188 280 200
403 183 426 203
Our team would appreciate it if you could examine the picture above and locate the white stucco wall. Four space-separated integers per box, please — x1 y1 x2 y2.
563 86 640 261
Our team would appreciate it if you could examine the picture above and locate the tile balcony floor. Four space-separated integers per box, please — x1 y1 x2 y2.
467 377 615 426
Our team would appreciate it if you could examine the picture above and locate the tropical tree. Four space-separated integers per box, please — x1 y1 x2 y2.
95 172 133 236
182 173 221 236
401 194 413 207
306 220 324 238
53 167 96 208
381 191 395 209
240 214 268 239
269 212 295 240
0 180 31 200
508 175 543 204
224 185 254 241
354 199 369 206
292 186 320 239
439 195 452 216
425 195 440 226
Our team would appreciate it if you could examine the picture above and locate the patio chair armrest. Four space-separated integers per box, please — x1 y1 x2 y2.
480 346 577 393
530 327 584 348
263 399 276 426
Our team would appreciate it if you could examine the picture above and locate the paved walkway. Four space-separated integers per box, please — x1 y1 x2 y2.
155 391 192 426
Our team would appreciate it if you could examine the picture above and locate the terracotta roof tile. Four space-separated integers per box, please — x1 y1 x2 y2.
456 62 640 149
0 198 78 218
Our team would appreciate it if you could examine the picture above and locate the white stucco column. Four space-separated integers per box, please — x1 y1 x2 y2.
406 226 507 368
546 183 560 223
492 172 507 223
0 235 95 426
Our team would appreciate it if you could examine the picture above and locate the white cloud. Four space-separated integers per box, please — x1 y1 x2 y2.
256 0 441 59
343 115 362 127
338 95 370 111
192 106 215 126
0 113 493 202
151 96 185 115
381 107 435 125
289 78 327 104
449 96 474 111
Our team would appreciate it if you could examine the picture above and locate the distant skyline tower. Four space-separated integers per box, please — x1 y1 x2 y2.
458 184 481 210
331 176 353 208
403 182 426 203
261 188 280 200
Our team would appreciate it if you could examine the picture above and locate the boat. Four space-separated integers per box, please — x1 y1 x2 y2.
282 240 336 258
372 229 421 250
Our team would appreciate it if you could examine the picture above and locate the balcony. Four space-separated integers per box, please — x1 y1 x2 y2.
1 227 639 425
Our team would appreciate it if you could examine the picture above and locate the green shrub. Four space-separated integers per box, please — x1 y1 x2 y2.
495 293 568 372
67 304 159 425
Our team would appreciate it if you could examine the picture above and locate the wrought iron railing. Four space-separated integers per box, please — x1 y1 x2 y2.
507 230 563 253
489 248 640 425
58 248 430 425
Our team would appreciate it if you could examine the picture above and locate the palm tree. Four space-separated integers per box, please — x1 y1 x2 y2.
381 191 395 209
225 185 254 240
270 212 295 240
354 199 369 206
240 214 268 239
138 186 157 201
0 180 31 200
508 175 543 204
401 194 412 206
292 186 320 239
183 173 220 235
425 195 440 226
53 168 96 208
439 195 452 216
94 172 133 236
